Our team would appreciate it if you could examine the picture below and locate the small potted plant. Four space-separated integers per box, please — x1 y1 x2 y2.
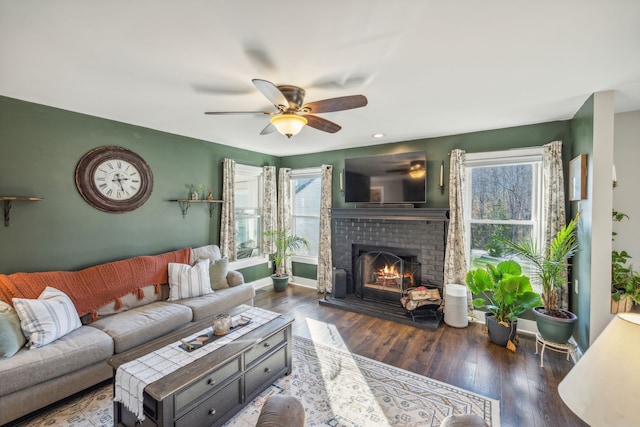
611 210 640 313
263 229 309 291
466 260 541 351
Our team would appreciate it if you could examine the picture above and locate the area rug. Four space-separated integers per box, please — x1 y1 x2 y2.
13 336 500 427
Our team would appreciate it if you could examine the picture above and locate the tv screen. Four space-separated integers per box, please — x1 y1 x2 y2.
344 151 427 204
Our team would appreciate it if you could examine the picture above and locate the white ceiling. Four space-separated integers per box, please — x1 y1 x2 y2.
1 1 639 157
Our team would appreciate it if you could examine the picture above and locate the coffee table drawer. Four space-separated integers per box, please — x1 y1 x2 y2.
174 356 241 414
245 329 286 365
245 345 287 394
175 377 241 427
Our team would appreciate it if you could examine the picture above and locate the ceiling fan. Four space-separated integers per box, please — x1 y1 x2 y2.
204 79 368 138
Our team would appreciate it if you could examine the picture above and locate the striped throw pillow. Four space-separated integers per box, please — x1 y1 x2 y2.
13 287 81 348
168 259 212 301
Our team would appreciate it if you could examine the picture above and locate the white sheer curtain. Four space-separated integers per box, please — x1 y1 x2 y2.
542 140 568 309
262 166 277 255
220 158 236 261
317 164 333 293
444 149 468 287
278 168 293 276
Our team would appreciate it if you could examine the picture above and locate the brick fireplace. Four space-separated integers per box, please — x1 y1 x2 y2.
332 208 449 294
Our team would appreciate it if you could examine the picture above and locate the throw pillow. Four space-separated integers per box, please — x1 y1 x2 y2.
0 300 26 358
209 257 230 290
168 259 212 301
12 287 82 349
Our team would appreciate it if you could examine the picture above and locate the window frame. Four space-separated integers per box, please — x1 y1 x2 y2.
290 167 321 265
463 147 544 289
231 164 268 269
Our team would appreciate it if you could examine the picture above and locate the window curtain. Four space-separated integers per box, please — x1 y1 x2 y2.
317 164 333 293
278 168 293 276
262 166 277 255
444 149 468 290
220 158 236 261
542 140 568 310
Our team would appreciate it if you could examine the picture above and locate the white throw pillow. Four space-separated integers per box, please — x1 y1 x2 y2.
168 259 212 301
13 287 82 348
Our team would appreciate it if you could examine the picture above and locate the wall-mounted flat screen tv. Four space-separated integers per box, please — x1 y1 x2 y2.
344 151 427 204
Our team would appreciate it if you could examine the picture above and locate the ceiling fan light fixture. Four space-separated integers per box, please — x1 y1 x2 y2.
270 114 308 138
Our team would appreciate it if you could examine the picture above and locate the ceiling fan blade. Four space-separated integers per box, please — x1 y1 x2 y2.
204 111 272 115
305 115 342 134
252 79 289 108
259 123 276 135
301 95 367 114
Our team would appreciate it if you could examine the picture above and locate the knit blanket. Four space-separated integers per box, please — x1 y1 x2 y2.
0 247 192 321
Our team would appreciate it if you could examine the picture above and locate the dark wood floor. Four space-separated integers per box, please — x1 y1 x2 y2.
255 284 588 427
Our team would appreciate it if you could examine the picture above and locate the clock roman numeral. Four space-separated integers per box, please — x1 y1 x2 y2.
96 177 106 181
117 161 122 169
107 163 114 170
99 183 108 190
106 189 113 196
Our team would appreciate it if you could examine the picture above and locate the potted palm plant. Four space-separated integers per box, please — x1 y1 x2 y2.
263 229 309 291
500 213 580 344
466 260 541 351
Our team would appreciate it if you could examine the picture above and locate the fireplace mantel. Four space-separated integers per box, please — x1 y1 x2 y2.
331 208 449 221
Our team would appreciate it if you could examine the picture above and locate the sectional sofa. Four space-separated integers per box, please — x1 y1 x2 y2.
0 245 254 425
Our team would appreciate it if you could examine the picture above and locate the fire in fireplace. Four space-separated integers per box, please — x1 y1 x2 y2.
354 246 420 304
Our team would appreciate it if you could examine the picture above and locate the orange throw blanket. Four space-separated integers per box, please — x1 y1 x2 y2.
0 247 192 321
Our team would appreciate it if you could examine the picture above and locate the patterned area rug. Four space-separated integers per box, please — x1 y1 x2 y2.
13 336 500 427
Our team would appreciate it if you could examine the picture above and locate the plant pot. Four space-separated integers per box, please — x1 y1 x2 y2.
534 306 577 344
611 295 634 313
271 274 290 292
485 313 518 347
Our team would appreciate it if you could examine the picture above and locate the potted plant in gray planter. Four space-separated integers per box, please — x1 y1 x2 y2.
466 260 541 351
501 213 580 344
263 229 309 292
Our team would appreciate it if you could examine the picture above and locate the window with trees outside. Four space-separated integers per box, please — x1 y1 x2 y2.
464 148 543 292
234 164 262 260
291 168 321 259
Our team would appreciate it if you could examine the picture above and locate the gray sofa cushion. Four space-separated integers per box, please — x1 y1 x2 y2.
90 301 193 353
172 283 255 321
0 325 113 397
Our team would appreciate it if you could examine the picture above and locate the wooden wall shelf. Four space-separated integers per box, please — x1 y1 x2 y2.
169 199 223 218
1 197 44 227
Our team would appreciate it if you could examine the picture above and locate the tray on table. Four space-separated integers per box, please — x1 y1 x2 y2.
178 316 252 352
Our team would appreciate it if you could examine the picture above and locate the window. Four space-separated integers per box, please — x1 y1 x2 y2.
234 164 262 260
464 148 543 291
291 168 321 258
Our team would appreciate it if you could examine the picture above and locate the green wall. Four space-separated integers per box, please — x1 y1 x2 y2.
570 95 595 351
1 95 575 295
282 121 573 210
0 96 278 274
284 120 573 281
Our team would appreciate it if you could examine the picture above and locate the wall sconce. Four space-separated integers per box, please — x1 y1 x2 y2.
613 164 618 188
439 161 445 195
339 170 344 197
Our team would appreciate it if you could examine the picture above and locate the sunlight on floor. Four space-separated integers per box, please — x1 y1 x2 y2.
305 317 392 426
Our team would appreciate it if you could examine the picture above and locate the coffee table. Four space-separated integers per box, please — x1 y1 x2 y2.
108 306 293 427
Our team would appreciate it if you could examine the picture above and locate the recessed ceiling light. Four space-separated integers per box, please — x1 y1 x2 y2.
372 133 385 138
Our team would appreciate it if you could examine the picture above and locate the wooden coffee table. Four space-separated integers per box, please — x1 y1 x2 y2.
108 306 293 427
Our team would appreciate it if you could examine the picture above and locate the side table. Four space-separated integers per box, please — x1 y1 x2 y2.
534 332 577 367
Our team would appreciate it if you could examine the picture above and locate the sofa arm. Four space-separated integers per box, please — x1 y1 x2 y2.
256 395 305 427
226 270 244 287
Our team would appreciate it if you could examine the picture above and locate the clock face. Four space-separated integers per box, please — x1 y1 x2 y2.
93 159 142 201
75 146 153 213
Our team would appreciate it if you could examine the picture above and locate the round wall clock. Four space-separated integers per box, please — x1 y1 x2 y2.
75 146 154 213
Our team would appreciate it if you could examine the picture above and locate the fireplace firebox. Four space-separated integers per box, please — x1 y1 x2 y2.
353 245 420 305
